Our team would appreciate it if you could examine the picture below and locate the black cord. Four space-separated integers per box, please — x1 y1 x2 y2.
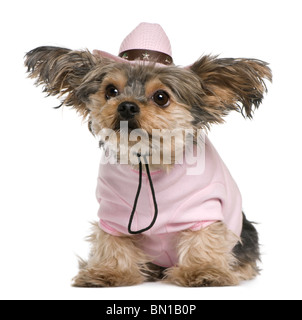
128 154 159 235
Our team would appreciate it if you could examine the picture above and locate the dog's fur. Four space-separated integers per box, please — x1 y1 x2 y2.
25 46 271 287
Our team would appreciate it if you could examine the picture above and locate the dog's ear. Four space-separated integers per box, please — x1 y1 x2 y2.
25 46 100 118
190 55 272 120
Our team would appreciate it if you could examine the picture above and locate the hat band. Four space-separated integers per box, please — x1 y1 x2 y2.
119 49 173 66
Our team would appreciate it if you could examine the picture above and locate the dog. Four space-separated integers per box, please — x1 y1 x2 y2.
25 23 272 287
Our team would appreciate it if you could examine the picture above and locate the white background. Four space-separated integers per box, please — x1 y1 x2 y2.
1 0 301 300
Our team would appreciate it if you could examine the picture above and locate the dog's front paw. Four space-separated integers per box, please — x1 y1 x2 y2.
165 265 239 287
72 267 145 288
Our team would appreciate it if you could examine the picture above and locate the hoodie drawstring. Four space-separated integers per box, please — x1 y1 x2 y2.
128 154 158 235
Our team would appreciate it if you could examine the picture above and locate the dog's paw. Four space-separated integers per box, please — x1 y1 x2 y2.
72 267 145 288
164 265 240 287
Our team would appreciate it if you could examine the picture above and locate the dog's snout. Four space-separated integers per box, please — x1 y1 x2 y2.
118 102 140 119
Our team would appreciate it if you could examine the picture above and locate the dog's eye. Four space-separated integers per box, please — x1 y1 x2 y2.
105 85 120 100
152 90 170 108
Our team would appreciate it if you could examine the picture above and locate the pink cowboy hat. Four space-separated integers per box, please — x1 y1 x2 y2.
93 22 174 66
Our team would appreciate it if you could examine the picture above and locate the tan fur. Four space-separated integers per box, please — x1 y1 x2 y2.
88 75 194 170
164 222 258 287
73 222 258 288
72 222 151 287
89 76 194 136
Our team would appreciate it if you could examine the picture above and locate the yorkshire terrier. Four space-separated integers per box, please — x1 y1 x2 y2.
25 23 272 287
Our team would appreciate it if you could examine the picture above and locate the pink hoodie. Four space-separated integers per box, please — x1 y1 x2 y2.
96 136 243 267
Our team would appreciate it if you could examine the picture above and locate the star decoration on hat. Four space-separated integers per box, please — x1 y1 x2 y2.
165 58 172 65
122 52 129 60
142 52 150 60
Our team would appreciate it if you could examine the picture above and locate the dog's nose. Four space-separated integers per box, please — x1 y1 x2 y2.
118 102 140 119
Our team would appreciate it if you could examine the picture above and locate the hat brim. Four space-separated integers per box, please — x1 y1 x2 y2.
93 50 193 69
93 49 172 68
